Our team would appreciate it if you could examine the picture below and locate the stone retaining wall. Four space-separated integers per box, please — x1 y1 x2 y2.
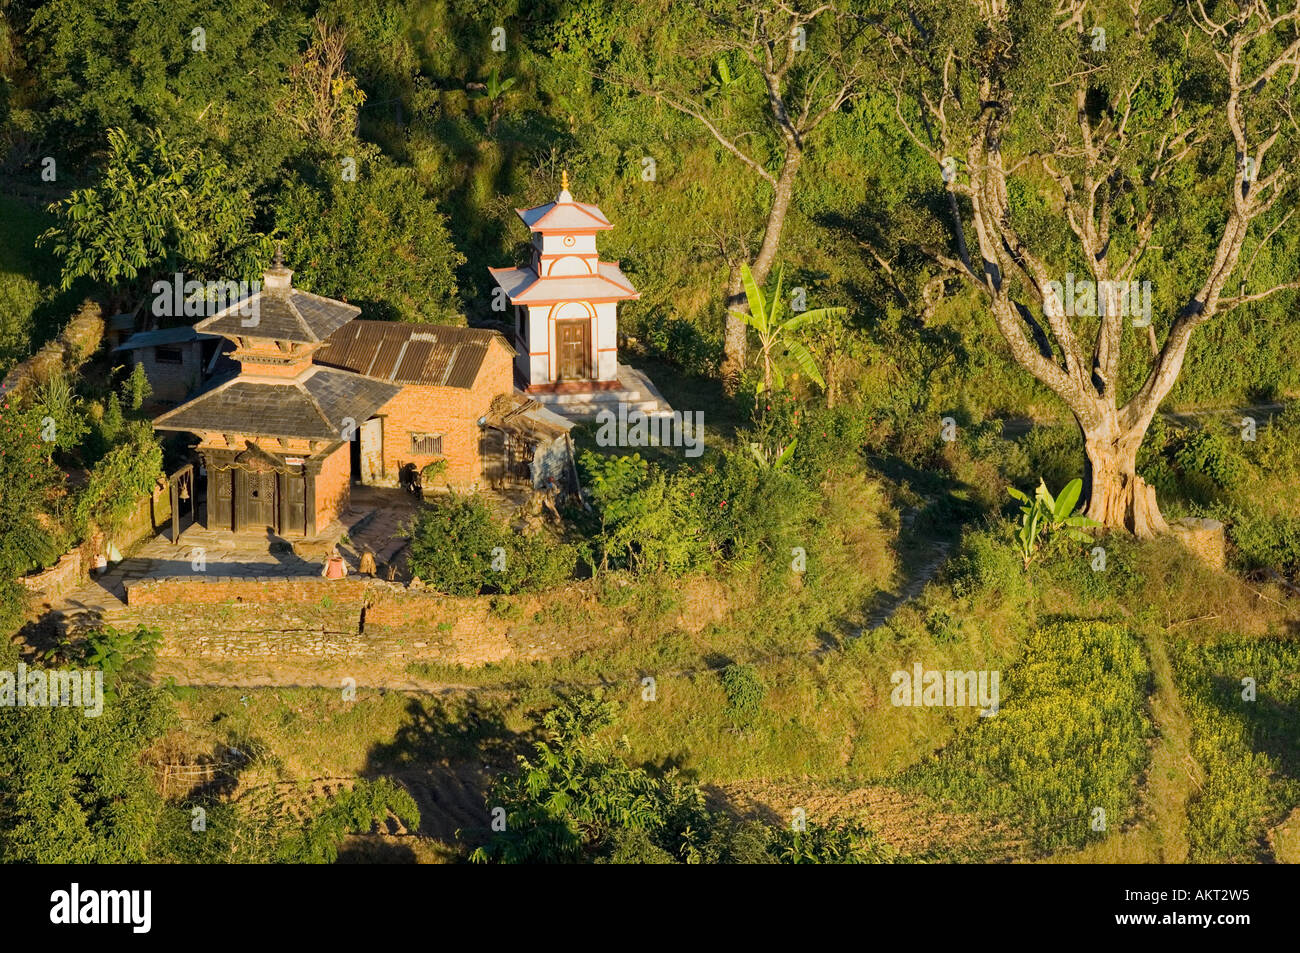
124 576 523 664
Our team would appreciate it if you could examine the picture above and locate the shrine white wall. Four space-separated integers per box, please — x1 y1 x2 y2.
525 305 550 384
596 301 618 381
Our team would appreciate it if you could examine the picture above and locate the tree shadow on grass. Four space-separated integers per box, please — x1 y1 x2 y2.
362 695 537 846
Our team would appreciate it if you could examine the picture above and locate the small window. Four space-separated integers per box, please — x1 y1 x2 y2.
410 432 442 455
155 345 183 364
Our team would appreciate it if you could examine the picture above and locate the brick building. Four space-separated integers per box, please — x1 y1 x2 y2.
152 252 526 537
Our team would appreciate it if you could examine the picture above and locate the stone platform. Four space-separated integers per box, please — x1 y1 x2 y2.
527 364 673 423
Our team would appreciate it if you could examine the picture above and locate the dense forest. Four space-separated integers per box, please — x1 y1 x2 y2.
1 0 1299 866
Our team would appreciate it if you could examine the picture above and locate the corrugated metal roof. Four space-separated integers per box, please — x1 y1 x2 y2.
113 327 219 351
312 321 513 389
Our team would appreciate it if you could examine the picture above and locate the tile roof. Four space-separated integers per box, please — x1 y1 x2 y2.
488 262 640 304
194 289 360 344
312 320 513 388
153 366 399 441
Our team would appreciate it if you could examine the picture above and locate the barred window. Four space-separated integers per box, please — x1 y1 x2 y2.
410 432 442 455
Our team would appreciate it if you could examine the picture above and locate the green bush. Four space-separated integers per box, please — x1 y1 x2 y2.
407 492 575 595
72 421 163 538
947 524 1028 603
0 636 173 863
276 779 421 864
407 494 503 595
639 312 721 378
578 451 709 574
469 695 894 864
0 400 66 601
1210 503 1300 577
1040 534 1140 603
1173 428 1248 499
720 663 765 729
770 821 899 864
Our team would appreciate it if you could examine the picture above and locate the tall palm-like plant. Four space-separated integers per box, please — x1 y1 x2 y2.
729 263 845 396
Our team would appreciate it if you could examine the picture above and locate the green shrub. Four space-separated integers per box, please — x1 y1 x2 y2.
720 663 765 729
1174 429 1247 496
639 312 721 377
72 421 163 538
469 695 893 864
420 457 448 486
407 494 502 595
407 492 575 595
578 451 709 574
276 778 421 864
947 524 1027 603
1210 503 1300 576
1040 534 1140 603
770 821 898 864
500 532 577 594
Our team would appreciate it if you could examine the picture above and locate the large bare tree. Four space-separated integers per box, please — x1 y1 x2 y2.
879 0 1300 534
607 1 869 389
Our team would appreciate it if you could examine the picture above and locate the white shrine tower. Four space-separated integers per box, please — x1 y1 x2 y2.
490 172 639 393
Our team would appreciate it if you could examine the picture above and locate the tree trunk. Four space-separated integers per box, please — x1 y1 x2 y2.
720 148 803 393
721 269 747 392
1081 424 1169 538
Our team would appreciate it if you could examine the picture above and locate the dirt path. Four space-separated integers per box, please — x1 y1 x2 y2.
1002 399 1289 438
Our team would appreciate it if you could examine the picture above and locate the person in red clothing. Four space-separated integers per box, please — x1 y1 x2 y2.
321 546 348 579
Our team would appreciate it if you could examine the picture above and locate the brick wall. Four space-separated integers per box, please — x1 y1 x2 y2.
374 338 514 488
23 483 170 606
128 576 370 605
21 551 82 602
315 442 351 529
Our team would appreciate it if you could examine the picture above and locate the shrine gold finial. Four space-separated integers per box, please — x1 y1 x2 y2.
561 169 569 192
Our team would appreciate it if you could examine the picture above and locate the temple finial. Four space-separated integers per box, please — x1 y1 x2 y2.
272 240 284 268
561 169 569 191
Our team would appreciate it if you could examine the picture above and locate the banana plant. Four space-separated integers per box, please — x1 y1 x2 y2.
484 68 517 101
729 263 844 397
708 58 740 97
749 436 798 471
476 69 517 135
1007 477 1099 568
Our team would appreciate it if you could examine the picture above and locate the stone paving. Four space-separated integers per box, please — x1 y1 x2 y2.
50 485 422 623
